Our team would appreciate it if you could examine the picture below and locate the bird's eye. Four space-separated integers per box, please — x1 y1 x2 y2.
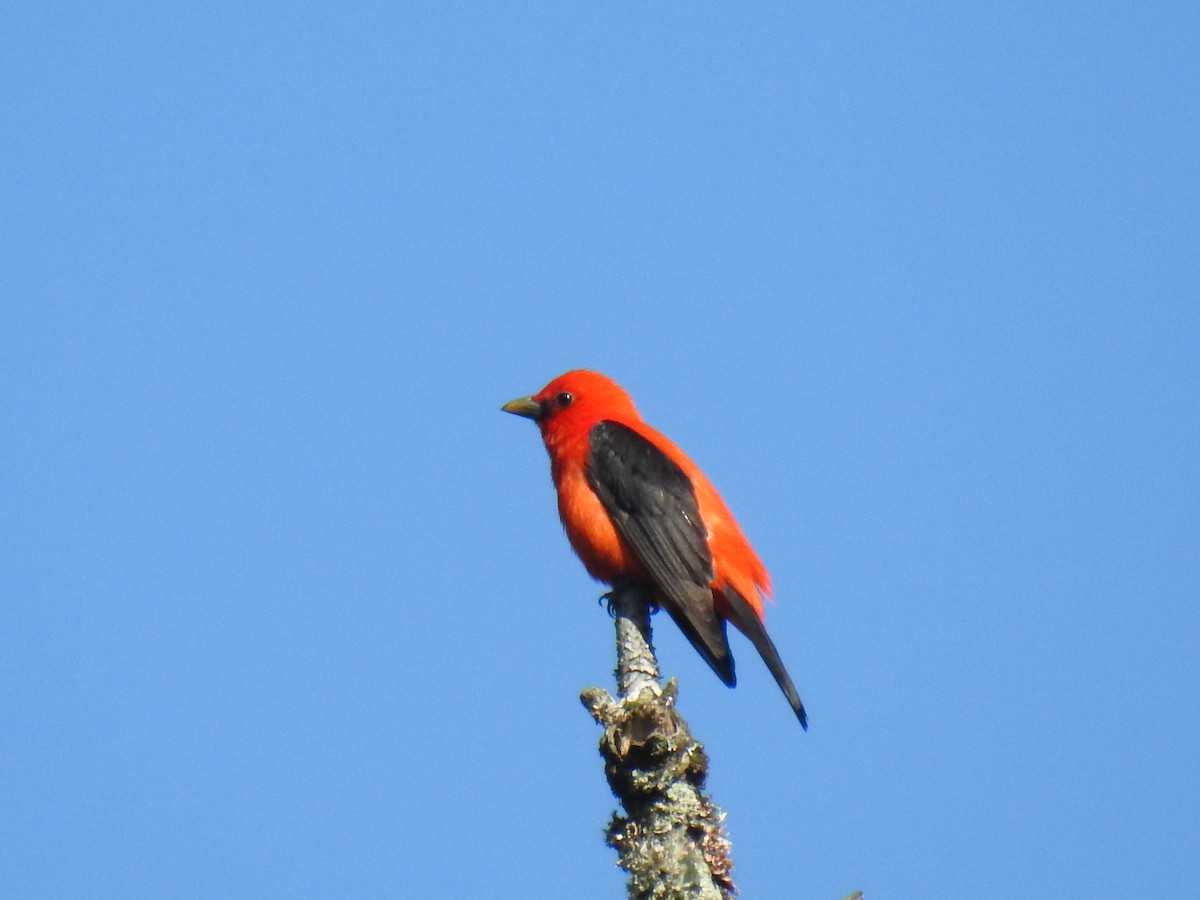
556 392 574 408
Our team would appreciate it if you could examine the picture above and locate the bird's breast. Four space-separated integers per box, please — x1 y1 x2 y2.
554 462 646 584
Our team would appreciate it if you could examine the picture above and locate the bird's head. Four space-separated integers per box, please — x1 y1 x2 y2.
501 369 641 436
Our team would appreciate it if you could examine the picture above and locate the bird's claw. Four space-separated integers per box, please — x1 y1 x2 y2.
599 585 658 618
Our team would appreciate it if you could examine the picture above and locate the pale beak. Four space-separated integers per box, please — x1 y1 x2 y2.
501 395 543 420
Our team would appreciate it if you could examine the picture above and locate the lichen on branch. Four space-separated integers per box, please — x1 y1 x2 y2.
581 583 736 900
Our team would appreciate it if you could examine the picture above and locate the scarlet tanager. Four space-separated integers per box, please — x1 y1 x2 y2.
503 370 807 727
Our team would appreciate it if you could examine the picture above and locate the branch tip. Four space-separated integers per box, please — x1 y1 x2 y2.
584 585 737 898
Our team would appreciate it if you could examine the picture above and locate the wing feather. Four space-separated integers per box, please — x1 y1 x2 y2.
586 420 735 684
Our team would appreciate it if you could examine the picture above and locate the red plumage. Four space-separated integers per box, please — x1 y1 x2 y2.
503 369 807 727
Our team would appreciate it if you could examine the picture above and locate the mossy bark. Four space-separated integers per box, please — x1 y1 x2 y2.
581 583 735 900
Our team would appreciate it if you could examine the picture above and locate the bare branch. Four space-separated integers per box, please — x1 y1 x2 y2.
581 583 736 900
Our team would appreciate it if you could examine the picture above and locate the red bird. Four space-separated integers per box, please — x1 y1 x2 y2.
503 370 807 727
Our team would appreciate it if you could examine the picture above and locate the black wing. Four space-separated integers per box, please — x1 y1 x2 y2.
586 420 736 685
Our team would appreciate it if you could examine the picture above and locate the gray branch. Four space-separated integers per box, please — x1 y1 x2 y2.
581 583 736 900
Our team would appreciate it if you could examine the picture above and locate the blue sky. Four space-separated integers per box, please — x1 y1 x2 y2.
3 4 1197 898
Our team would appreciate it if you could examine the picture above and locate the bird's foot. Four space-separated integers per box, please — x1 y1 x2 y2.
600 583 658 617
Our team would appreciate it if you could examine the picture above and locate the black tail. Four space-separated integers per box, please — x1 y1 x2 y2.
658 587 738 688
722 587 808 729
